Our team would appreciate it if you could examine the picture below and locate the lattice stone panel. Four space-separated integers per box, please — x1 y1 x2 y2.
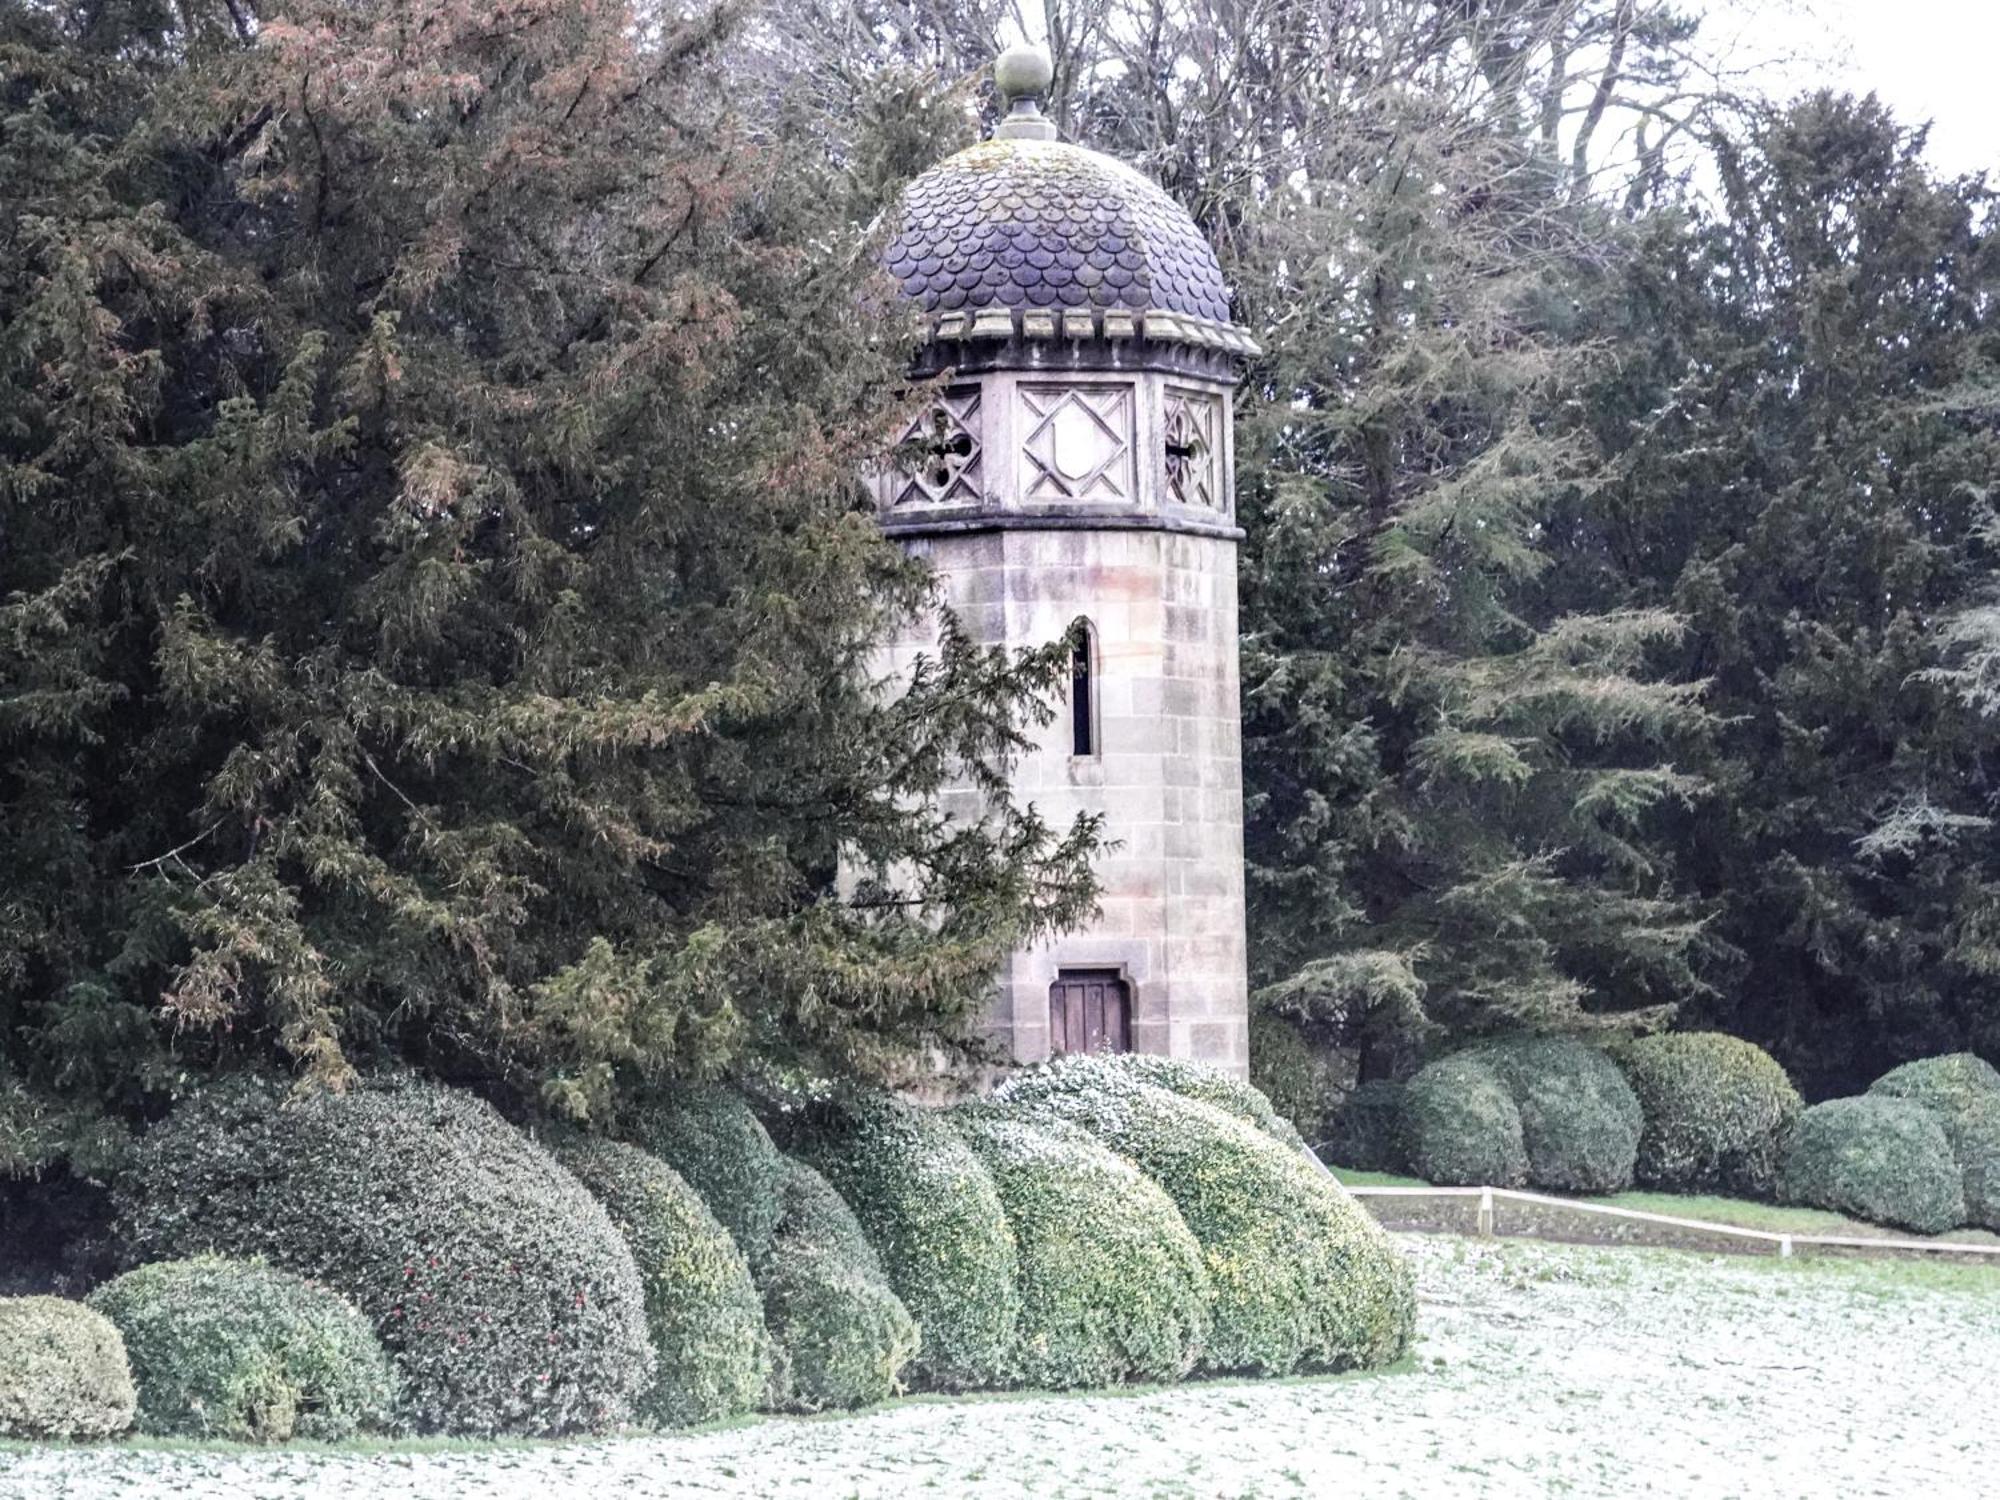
1163 388 1224 512
894 387 983 506
1019 384 1136 503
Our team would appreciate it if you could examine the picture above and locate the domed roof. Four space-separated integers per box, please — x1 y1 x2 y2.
882 58 1256 357
887 138 1231 324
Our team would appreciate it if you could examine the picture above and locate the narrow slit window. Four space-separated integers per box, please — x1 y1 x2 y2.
1071 620 1097 757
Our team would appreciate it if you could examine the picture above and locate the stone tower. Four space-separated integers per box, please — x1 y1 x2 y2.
875 47 1257 1076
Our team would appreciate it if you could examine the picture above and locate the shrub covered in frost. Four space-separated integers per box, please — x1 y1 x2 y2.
87 1256 395 1441
0 1296 135 1439
754 1157 917 1411
1613 1032 1801 1196
623 1086 787 1262
549 1134 768 1427
1098 1052 1309 1151
1399 1053 1528 1187
1869 1053 2000 1229
794 1094 1018 1391
953 1109 1209 1389
1322 1081 1408 1174
113 1074 653 1435
1781 1095 1965 1234
993 1055 1413 1377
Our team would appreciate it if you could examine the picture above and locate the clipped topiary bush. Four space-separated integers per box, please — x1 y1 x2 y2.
1101 1052 1310 1151
754 1157 918 1412
793 1095 1019 1391
993 1055 1413 1377
1399 1054 1528 1188
87 1256 395 1441
1323 1081 1408 1174
1947 1099 2000 1231
1781 1095 1966 1234
114 1074 653 1436
1614 1032 1802 1196
548 1134 768 1427
623 1086 787 1263
1247 1016 1342 1146
1870 1052 2000 1115
1870 1053 2000 1229
953 1109 1210 1389
1473 1037 1643 1193
0 1296 135 1439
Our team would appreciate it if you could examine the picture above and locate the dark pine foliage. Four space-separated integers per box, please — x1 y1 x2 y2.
1574 96 2000 1091
0 0 1098 1121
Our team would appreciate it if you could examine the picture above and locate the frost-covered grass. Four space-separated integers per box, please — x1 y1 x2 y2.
4 1234 1996 1498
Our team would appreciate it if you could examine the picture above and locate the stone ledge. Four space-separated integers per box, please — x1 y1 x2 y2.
881 510 1245 542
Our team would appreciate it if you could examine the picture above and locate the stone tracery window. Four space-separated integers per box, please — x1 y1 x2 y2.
1019 385 1135 502
894 387 983 506
1163 389 1224 512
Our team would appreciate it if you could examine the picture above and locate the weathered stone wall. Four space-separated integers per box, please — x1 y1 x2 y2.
877 360 1249 1074
876 356 1248 1072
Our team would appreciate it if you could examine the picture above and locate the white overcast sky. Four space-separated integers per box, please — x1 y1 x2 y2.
1711 0 1998 178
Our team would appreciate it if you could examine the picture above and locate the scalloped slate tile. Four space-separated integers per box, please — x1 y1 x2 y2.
882 138 1233 324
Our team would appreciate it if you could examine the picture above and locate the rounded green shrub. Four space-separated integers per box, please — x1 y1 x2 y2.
1948 1099 2000 1231
0 1296 135 1439
1781 1095 1966 1234
754 1158 918 1411
1473 1037 1642 1193
1870 1053 2000 1229
1614 1032 1802 1196
548 1134 768 1427
1248 1016 1341 1146
993 1055 1414 1377
622 1086 787 1262
1399 1054 1527 1187
1099 1052 1309 1151
114 1074 653 1436
87 1256 395 1441
1870 1052 2000 1114
953 1110 1210 1389
1323 1081 1408 1174
793 1095 1019 1391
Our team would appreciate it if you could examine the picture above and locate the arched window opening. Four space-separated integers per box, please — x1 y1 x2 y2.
1070 619 1097 757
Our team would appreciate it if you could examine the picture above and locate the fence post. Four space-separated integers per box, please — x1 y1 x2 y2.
1779 1234 1793 1259
1476 1185 1495 1238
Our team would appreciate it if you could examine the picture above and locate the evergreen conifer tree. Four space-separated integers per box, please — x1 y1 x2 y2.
1578 95 2000 1089
0 0 1097 1119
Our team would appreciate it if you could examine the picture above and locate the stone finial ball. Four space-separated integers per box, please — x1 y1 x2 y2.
994 44 1054 101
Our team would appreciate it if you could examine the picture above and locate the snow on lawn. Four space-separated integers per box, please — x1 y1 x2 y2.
5 1234 1995 1499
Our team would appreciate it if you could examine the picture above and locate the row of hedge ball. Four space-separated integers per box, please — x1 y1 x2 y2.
1328 1032 1801 1198
1324 1030 1998 1236
0 1257 395 1443
661 1062 1413 1389
103 1075 916 1433
11 1057 1412 1440
1781 1053 2000 1234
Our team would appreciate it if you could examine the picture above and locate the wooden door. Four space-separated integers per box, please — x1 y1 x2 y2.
1048 969 1131 1057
